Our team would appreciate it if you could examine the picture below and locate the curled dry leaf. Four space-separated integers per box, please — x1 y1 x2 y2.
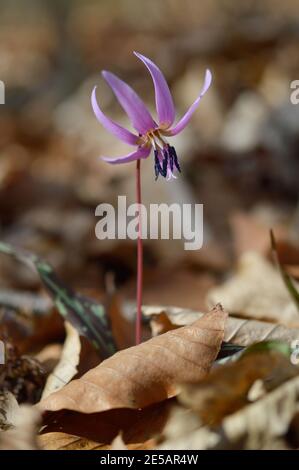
150 312 179 337
40 322 102 401
143 305 299 347
178 349 299 426
41 322 81 400
38 306 227 414
207 252 299 327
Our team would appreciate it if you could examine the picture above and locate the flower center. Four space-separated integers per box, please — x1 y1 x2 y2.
145 130 181 180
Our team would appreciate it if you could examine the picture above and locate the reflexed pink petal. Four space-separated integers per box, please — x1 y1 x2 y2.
134 52 175 128
102 71 156 134
91 87 138 145
101 145 151 164
167 69 212 136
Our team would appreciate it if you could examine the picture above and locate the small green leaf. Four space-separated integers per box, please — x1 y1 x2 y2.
241 340 291 359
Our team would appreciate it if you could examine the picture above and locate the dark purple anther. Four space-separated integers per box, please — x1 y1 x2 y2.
170 146 181 173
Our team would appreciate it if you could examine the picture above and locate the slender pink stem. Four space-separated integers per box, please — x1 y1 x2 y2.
135 159 143 345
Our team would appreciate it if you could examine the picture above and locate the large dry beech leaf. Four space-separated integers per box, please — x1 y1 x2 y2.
143 305 299 347
38 306 227 414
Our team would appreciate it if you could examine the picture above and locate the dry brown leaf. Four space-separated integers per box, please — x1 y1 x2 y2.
143 305 299 347
221 374 299 449
40 323 102 401
160 374 299 450
223 317 299 347
179 350 299 426
38 431 155 450
207 252 299 327
40 399 173 450
38 432 104 450
41 321 81 400
150 312 179 337
38 306 226 414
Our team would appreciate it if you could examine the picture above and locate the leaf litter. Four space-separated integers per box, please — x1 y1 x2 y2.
2 1 299 450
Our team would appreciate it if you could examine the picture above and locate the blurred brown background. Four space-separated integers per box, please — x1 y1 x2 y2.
0 0 299 310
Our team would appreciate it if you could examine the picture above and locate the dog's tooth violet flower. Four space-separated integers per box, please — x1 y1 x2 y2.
91 52 212 180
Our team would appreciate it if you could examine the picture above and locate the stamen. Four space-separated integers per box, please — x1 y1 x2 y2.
154 149 164 179
154 150 160 180
151 132 181 180
162 149 168 177
169 146 181 173
167 145 174 172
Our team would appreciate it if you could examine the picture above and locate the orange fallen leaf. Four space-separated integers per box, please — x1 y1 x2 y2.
150 312 179 336
38 306 227 414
